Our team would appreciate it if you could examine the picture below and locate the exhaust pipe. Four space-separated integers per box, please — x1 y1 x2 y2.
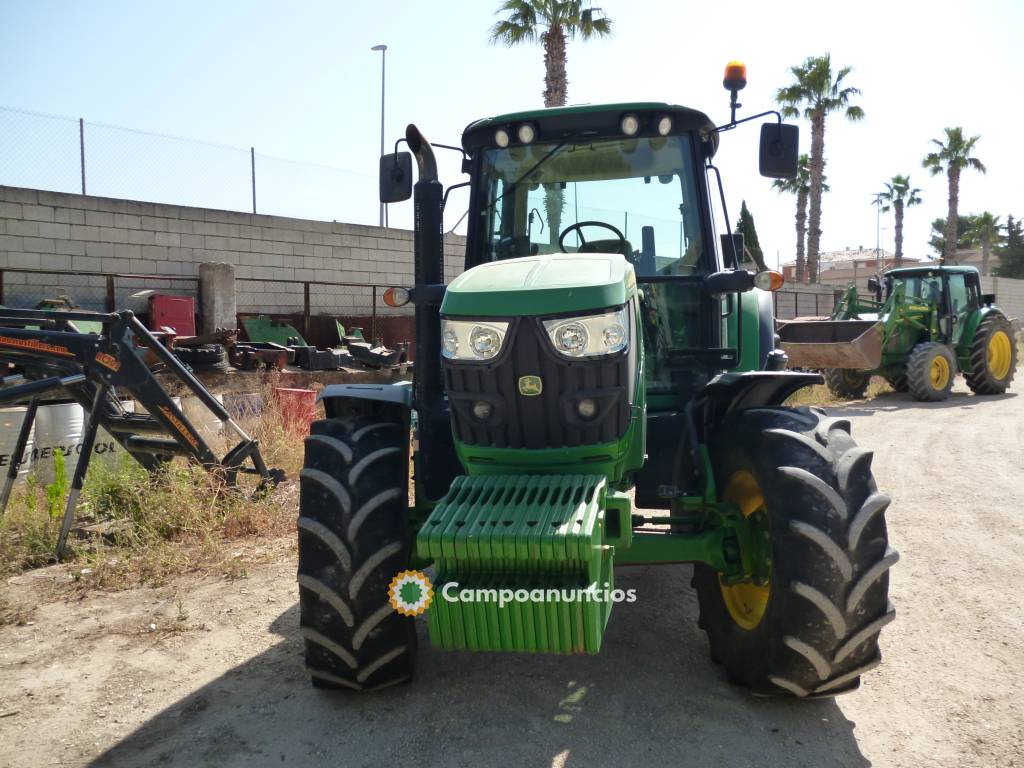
406 124 438 182
406 123 456 499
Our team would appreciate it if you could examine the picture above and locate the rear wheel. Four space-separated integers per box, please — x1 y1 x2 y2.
824 368 870 399
906 342 956 401
694 406 896 698
297 410 416 691
964 313 1017 395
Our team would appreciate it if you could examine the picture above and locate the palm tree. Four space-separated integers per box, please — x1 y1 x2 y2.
965 212 1004 276
772 154 828 284
490 1 612 245
876 175 922 267
776 54 864 283
489 0 613 108
922 127 985 265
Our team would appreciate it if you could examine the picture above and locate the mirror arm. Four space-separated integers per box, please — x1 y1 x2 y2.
706 163 737 268
441 181 471 213
714 109 782 134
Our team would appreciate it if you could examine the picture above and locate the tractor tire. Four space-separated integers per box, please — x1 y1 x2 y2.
173 344 225 366
824 368 870 399
964 313 1017 395
297 413 416 691
906 342 956 401
884 372 908 392
694 406 896 698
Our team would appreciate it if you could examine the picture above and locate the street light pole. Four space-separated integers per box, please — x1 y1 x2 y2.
372 44 388 228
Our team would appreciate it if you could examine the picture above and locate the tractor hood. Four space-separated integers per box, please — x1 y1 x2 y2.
441 253 636 317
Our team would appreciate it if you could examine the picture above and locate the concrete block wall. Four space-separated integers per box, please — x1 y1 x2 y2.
0 186 465 314
983 276 1024 322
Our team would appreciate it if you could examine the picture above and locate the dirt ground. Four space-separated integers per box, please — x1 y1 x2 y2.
1 383 1022 768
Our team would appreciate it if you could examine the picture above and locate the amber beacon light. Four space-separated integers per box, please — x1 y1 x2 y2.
723 61 747 92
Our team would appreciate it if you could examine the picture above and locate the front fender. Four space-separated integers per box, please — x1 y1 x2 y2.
696 371 823 429
318 381 412 419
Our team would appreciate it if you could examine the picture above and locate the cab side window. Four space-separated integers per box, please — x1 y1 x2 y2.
947 275 969 316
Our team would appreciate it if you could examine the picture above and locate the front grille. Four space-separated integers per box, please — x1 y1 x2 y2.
444 317 632 449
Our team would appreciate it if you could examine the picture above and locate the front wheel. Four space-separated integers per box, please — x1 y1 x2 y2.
694 406 897 698
824 368 870 399
297 411 416 691
906 342 956 401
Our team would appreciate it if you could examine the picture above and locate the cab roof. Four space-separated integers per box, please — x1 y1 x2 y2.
462 102 719 156
887 264 979 277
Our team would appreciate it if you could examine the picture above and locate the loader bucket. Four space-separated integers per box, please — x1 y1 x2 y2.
776 319 883 370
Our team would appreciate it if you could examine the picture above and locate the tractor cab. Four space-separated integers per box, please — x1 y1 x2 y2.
456 103 793 405
881 265 987 343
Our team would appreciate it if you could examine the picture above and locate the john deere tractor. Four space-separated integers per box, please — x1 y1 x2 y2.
297 65 897 698
778 265 1017 401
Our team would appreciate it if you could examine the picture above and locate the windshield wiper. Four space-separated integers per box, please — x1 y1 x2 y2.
481 140 569 214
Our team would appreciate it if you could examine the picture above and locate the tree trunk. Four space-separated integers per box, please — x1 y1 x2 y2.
795 189 807 284
943 167 959 264
542 24 567 109
805 111 827 283
542 25 567 247
981 233 990 276
894 200 904 267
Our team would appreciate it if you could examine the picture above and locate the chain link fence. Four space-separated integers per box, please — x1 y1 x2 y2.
774 290 837 320
0 267 197 313
0 106 379 224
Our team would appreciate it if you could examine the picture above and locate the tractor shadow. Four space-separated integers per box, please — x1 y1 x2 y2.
829 389 1017 414
91 566 871 768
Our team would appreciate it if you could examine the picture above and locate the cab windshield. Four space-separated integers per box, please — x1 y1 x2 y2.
476 134 707 277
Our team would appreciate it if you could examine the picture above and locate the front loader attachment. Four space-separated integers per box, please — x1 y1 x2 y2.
0 307 284 558
776 319 884 370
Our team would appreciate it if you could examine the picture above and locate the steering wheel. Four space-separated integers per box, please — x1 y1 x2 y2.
558 221 628 255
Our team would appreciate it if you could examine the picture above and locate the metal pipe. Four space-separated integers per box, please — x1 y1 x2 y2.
57 385 105 559
79 118 86 195
0 373 86 406
0 398 38 516
372 43 388 227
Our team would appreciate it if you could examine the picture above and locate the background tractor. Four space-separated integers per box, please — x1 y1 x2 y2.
778 265 1017 401
296 66 897 698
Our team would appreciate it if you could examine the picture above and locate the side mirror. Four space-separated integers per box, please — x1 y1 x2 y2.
704 269 755 296
759 123 799 179
867 276 880 293
720 233 744 269
379 152 413 203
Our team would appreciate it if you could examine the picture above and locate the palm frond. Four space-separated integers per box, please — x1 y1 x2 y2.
489 0 543 45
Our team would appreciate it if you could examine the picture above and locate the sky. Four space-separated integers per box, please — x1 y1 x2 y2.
1 0 1022 269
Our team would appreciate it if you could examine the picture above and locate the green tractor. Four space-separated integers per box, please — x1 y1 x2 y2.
297 67 897 698
778 265 1017 401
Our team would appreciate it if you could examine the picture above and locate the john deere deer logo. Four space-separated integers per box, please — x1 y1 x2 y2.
518 375 543 396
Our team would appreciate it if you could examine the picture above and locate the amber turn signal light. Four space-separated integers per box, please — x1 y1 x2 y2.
753 270 785 292
383 286 411 307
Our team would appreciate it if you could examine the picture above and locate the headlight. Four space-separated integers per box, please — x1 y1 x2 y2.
440 319 509 361
543 307 629 358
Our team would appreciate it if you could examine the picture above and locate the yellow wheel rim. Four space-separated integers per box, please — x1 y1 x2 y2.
929 354 950 390
988 330 1012 380
719 470 770 630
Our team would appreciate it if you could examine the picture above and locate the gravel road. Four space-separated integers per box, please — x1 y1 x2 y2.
1 383 1021 768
